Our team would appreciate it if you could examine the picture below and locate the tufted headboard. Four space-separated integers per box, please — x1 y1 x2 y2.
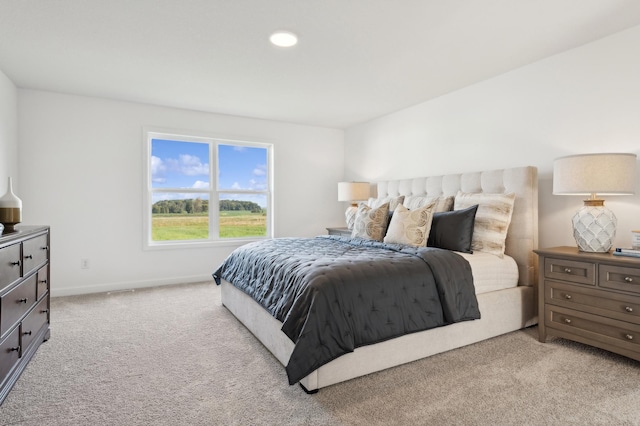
375 166 538 286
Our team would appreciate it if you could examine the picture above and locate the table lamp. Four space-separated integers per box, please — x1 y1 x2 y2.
338 182 370 230
553 153 637 252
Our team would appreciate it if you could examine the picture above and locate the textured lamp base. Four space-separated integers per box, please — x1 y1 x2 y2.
572 204 616 252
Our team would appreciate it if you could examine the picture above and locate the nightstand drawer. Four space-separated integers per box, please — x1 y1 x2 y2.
599 264 640 295
546 280 640 325
546 305 640 354
544 257 595 285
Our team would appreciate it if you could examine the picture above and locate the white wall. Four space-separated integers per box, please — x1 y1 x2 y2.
0 69 18 193
18 90 345 296
345 25 640 251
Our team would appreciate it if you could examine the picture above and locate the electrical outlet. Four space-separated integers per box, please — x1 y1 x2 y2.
81 258 90 269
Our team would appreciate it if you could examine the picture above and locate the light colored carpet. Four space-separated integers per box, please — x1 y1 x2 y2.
1 281 639 425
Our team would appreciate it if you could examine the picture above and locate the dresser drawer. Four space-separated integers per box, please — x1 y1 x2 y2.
0 243 22 293
0 328 21 383
599 264 640 295
22 234 49 276
0 275 37 338
21 297 49 352
544 257 595 285
546 280 640 325
546 305 640 354
36 266 49 301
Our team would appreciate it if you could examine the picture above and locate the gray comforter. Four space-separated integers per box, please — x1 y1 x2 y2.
213 235 479 385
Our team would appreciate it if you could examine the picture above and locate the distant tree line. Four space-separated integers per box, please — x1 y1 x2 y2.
152 198 263 214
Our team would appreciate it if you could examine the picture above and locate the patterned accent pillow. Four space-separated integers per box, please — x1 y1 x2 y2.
403 195 454 213
367 195 405 211
352 202 390 241
384 202 436 247
454 191 516 257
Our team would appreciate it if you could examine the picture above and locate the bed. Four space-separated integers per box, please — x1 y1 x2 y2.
215 166 538 392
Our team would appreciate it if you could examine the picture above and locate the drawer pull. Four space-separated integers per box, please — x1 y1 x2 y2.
625 276 634 283
564 268 572 274
564 318 572 324
626 334 634 341
23 330 32 336
9 346 20 353
10 260 20 266
626 306 634 313
39 279 47 284
41 309 49 314
24 254 33 260
40 246 49 251
565 294 572 300
18 298 28 304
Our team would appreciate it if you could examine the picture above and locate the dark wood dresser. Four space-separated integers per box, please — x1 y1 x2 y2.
0 226 50 404
535 246 640 362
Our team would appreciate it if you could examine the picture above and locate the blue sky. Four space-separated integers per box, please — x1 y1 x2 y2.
151 139 267 190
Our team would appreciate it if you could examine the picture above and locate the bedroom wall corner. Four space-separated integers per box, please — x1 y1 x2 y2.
0 68 18 191
343 24 640 251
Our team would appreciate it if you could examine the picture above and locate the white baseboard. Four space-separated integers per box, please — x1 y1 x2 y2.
51 274 215 297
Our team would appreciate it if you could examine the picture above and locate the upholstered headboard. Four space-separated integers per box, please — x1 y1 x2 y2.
375 166 539 286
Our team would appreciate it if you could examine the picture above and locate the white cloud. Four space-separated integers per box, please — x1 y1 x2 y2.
164 154 209 176
253 164 267 176
151 155 167 183
192 180 210 189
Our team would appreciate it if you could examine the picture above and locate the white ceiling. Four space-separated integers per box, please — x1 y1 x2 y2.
2 1 640 129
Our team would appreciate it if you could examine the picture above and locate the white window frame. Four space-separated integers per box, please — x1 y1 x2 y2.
142 128 274 250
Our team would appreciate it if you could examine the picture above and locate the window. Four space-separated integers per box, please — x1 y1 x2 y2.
143 130 272 248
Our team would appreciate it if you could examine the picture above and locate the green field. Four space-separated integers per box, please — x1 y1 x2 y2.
152 211 266 241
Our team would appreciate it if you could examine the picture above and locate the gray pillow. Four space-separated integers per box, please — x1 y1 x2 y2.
427 205 478 253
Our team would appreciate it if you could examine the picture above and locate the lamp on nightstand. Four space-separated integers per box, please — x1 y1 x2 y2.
553 153 637 252
338 182 370 230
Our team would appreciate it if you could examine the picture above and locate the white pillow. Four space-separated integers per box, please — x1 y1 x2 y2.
384 202 436 247
351 202 390 242
367 195 405 211
454 191 515 258
403 195 453 213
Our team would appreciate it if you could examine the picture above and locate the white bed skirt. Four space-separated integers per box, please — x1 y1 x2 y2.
221 279 537 391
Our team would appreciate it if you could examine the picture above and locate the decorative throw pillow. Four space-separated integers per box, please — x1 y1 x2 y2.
351 202 390 241
403 195 454 213
367 195 405 212
384 202 436 247
427 205 478 253
454 191 516 257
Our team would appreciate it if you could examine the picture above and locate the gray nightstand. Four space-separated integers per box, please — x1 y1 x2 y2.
326 227 351 237
535 246 640 362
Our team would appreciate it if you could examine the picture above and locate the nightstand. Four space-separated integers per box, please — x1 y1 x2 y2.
326 227 351 237
534 246 640 362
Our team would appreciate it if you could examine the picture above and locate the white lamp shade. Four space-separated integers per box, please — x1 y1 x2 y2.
553 153 637 196
338 182 370 202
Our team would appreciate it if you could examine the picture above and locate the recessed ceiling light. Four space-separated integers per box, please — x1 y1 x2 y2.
269 31 298 48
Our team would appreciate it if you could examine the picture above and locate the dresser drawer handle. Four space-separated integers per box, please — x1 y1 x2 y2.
40 246 49 251
564 318 572 324
564 268 572 274
23 330 32 336
24 254 33 260
9 346 20 353
41 309 49 314
626 306 634 313
625 276 634 283
39 279 47 284
565 294 572 300
626 334 634 341
18 298 28 304
10 260 20 266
